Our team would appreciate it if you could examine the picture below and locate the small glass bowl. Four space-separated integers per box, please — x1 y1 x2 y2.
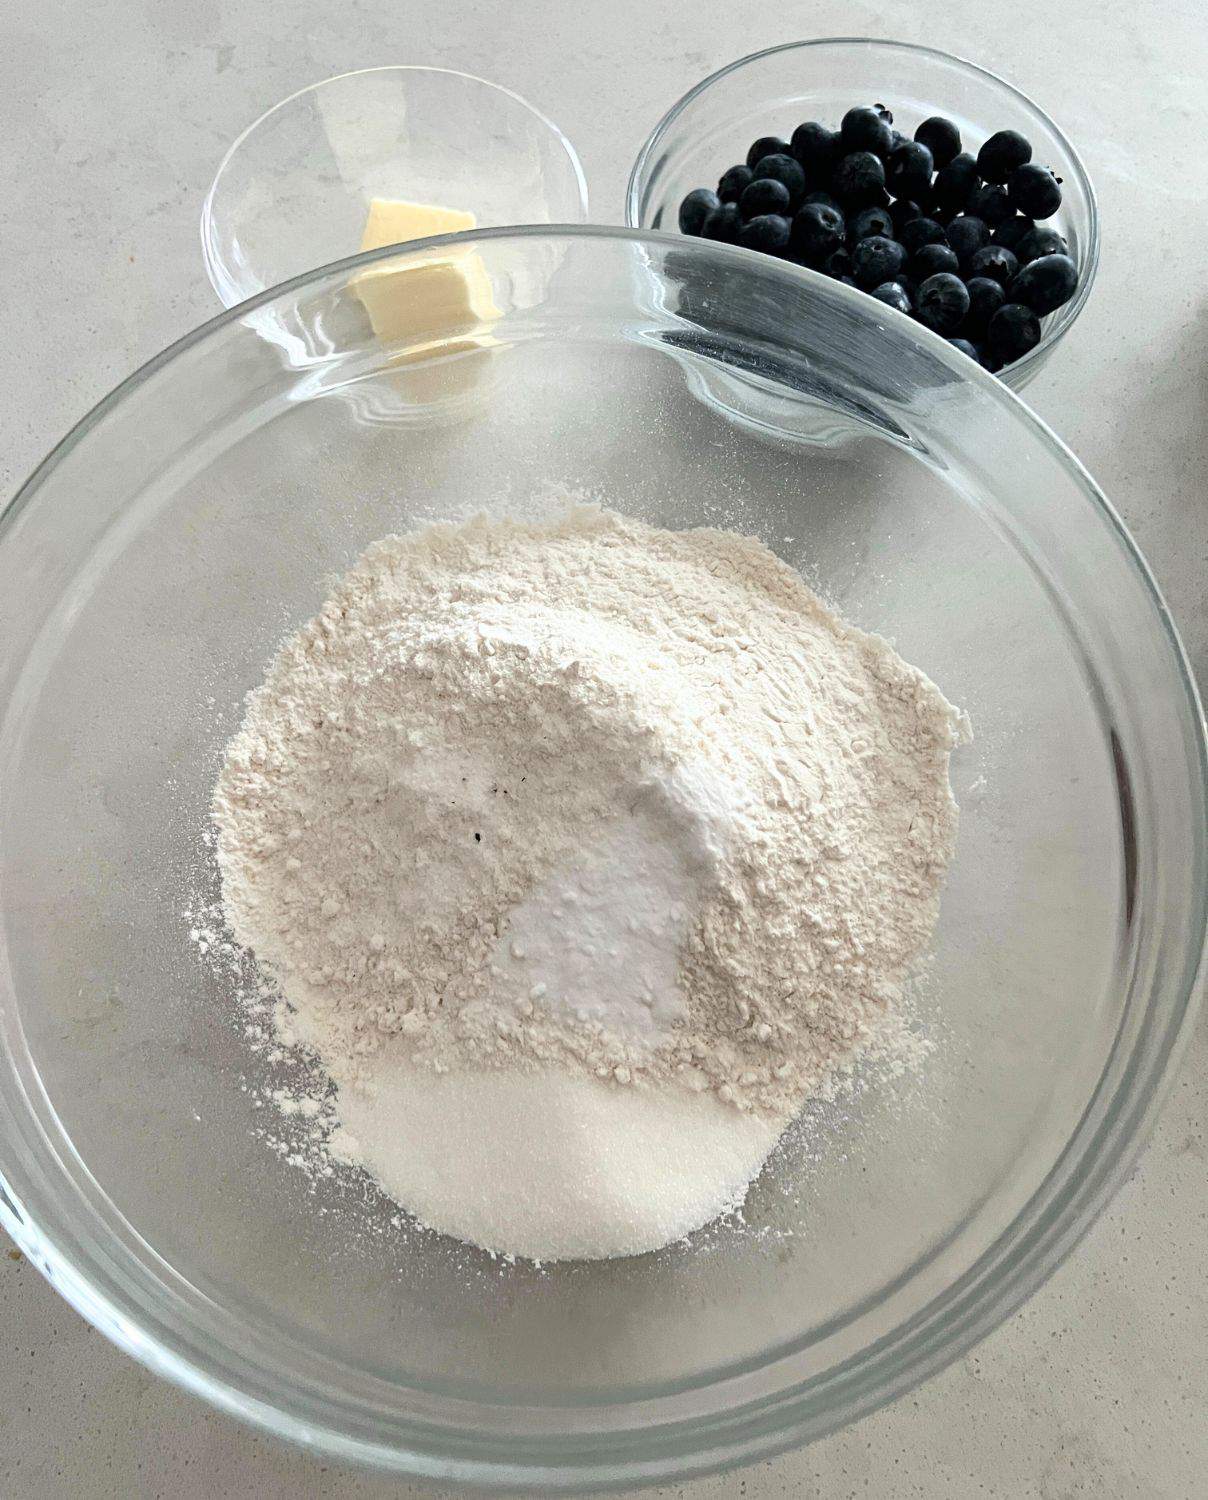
202 66 589 306
626 38 1098 391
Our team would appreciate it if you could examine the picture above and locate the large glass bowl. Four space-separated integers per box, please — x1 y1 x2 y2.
626 38 1099 392
0 227 1202 1492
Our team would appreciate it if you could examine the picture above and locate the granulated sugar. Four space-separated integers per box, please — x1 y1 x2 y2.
210 506 966 1260
331 1065 783 1261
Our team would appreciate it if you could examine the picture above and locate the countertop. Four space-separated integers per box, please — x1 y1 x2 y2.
1 1 1205 1495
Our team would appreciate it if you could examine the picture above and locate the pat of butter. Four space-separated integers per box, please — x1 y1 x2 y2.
358 197 477 253
353 197 499 347
354 251 500 345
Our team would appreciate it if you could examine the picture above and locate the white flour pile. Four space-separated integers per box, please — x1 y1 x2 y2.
213 507 967 1259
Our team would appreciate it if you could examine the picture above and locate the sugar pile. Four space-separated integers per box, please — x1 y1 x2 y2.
332 1067 784 1261
211 507 966 1259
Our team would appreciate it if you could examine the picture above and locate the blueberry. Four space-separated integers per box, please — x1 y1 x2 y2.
898 216 947 255
700 202 741 243
914 116 962 167
1016 225 1068 264
968 244 1019 288
987 302 1041 361
968 183 1013 227
790 121 841 177
849 205 894 242
889 198 923 233
932 153 980 216
963 276 1006 336
977 129 1033 184
746 135 789 169
790 202 846 262
889 129 906 152
993 215 1035 251
803 190 843 214
1009 163 1062 219
679 188 720 235
739 177 792 220
948 337 979 360
946 214 991 270
873 102 894 123
823 247 854 279
751 152 807 207
841 105 895 158
911 242 960 279
717 164 754 203
737 213 791 253
1009 253 1078 315
916 272 970 334
851 234 907 288
832 150 887 206
978 342 1005 373
871 280 913 314
886 141 934 200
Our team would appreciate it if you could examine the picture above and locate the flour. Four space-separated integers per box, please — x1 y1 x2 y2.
212 505 966 1259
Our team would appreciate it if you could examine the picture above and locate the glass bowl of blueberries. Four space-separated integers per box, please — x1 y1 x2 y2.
626 38 1098 390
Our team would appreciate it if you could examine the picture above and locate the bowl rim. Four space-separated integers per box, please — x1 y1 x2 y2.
200 63 591 307
0 224 1202 1491
623 36 1101 388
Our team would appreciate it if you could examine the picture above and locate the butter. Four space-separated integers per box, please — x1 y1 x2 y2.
354 247 500 346
357 197 477 254
352 196 499 346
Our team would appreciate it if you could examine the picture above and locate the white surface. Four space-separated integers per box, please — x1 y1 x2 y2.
0 0 1205 1495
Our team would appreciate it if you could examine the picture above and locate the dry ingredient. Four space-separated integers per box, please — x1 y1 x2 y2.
331 1065 785 1261
212 506 966 1259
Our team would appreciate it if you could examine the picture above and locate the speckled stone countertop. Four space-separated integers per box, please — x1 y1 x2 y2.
1 1 1204 1495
